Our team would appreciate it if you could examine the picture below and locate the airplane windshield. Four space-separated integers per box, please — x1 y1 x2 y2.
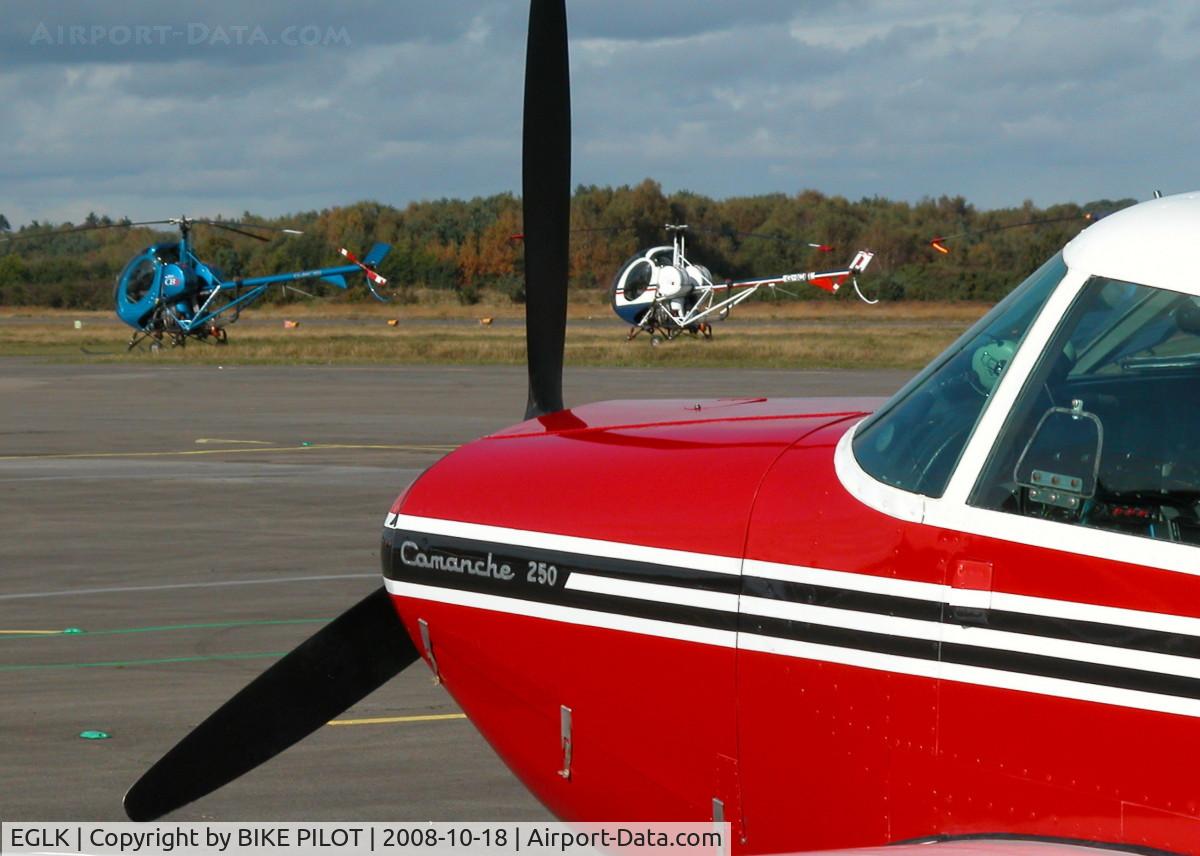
972 277 1200 545
851 253 1067 497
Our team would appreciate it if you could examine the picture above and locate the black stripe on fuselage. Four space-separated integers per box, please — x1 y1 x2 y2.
741 575 945 623
940 641 1200 701
383 528 1200 698
742 574 1200 666
984 608 1200 660
743 613 940 661
384 529 735 631
384 529 740 593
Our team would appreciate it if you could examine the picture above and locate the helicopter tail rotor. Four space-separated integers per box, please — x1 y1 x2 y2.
339 244 391 302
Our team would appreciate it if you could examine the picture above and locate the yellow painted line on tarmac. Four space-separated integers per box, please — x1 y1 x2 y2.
301 444 459 452
194 438 274 445
0 443 458 461
327 713 467 727
0 629 62 635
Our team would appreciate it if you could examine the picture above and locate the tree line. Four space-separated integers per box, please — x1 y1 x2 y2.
0 180 1134 309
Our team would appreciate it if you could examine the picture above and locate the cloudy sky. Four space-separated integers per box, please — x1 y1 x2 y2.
1 1 1198 227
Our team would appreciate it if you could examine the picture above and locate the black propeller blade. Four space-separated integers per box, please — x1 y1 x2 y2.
522 0 571 419
123 587 417 821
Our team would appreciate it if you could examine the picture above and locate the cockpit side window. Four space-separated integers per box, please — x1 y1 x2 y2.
971 277 1200 546
123 257 157 304
851 253 1066 497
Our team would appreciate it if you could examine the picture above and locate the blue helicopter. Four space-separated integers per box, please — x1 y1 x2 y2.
112 216 391 350
4 215 391 350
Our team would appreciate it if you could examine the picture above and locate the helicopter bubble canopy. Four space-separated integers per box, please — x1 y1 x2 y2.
611 246 711 324
114 244 189 328
611 249 664 324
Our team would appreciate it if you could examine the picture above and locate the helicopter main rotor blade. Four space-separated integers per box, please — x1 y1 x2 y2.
0 216 306 246
123 587 417 821
0 220 175 244
522 0 571 419
690 225 834 253
927 212 1098 254
199 221 273 242
198 220 305 236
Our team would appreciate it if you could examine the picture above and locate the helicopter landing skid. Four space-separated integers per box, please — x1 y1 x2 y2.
126 329 163 352
628 314 713 343
127 320 227 352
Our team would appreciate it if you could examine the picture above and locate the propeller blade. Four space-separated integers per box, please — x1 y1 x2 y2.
522 0 571 419
124 586 418 821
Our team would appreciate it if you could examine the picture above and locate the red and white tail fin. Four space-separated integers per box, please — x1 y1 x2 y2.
805 250 875 293
806 250 875 298
849 250 874 273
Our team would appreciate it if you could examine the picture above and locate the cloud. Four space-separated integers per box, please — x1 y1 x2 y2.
1 0 1199 226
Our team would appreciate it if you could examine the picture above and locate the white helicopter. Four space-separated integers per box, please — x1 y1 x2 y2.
609 224 876 342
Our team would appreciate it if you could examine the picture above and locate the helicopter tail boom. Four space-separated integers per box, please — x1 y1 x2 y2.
719 249 875 294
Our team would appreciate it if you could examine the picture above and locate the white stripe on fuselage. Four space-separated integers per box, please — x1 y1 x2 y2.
386 514 1200 718
384 578 736 649
388 513 741 575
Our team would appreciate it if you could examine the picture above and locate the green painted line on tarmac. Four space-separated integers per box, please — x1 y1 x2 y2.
79 618 331 636
0 617 331 640
0 650 287 672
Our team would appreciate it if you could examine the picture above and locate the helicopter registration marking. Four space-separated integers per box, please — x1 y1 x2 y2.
399 540 515 581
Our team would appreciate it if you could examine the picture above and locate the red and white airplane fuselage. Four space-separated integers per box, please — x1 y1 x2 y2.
385 193 1200 855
